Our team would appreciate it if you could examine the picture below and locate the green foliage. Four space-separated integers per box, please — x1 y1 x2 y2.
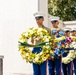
48 0 76 21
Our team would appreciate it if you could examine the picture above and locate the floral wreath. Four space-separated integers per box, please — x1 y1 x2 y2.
62 50 75 64
62 36 76 64
54 36 75 64
18 27 53 64
70 41 76 57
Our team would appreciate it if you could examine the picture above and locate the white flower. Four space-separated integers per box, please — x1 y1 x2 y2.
34 57 39 61
40 52 43 55
25 53 29 56
70 42 76 49
42 57 46 61
38 28 43 32
25 32 28 37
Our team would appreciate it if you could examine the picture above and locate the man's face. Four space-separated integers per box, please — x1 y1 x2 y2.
65 31 70 36
35 18 44 26
52 21 59 28
71 31 76 36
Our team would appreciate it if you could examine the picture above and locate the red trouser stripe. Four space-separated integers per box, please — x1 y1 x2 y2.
70 61 73 75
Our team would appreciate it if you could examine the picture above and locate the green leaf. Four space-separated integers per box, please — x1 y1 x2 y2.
48 0 76 21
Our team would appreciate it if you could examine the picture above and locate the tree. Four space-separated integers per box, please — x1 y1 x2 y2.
48 0 76 21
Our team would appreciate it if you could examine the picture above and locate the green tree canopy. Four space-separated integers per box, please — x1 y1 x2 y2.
48 0 76 21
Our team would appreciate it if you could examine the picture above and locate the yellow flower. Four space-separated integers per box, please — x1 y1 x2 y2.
50 50 54 54
71 36 76 41
54 36 65 42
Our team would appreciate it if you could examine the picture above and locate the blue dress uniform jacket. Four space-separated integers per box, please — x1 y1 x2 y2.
62 37 73 75
48 28 64 75
72 35 76 75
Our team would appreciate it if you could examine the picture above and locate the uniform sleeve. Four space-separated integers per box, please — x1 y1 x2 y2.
43 26 51 36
